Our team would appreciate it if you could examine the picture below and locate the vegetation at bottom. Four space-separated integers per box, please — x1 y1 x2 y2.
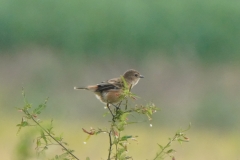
16 86 190 160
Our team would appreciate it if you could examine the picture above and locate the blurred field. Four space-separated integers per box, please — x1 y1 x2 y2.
1 0 240 159
1 117 240 160
1 0 240 62
1 51 240 159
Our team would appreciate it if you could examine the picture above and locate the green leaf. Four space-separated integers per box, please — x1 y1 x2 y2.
102 111 109 117
86 157 90 160
166 149 175 154
16 119 29 134
24 103 32 110
33 104 46 115
148 109 153 115
157 143 163 150
116 148 126 158
54 136 63 141
121 76 128 89
36 139 41 148
120 135 132 141
40 131 48 144
119 112 129 121
56 151 69 159
17 121 29 127
62 142 68 145
47 126 53 133
16 126 22 134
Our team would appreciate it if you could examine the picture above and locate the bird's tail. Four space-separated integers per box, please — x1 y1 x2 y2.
74 86 87 90
74 85 97 91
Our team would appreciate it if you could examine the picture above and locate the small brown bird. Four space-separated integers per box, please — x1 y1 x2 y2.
74 69 144 104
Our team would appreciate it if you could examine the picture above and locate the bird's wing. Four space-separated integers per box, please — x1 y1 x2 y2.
96 77 123 92
96 83 120 92
107 78 123 86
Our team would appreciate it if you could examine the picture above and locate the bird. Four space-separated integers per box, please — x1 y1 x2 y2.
74 69 144 105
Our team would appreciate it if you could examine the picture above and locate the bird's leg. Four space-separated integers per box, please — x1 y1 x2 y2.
111 103 119 109
110 103 119 116
117 101 122 109
111 102 122 116
125 99 128 110
107 103 115 120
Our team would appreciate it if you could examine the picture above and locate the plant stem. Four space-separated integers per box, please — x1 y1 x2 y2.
115 131 120 160
153 135 178 160
107 98 129 160
31 116 80 160
108 129 113 160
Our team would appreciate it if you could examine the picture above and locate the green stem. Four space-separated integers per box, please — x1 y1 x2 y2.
108 129 113 160
31 116 80 160
153 135 178 160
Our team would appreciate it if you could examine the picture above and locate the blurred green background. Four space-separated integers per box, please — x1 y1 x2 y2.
1 0 240 159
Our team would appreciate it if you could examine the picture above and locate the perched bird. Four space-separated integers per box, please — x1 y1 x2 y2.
74 69 144 105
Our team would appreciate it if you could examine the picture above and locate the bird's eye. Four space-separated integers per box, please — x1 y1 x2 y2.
134 74 138 77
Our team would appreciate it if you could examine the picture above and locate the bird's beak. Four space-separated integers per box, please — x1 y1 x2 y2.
139 75 144 78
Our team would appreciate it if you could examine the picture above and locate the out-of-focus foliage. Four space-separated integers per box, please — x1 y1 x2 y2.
0 0 240 62
14 129 37 160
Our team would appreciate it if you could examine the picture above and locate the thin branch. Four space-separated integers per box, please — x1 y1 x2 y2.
115 131 120 160
153 136 176 160
108 129 113 160
31 117 80 160
117 100 123 108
